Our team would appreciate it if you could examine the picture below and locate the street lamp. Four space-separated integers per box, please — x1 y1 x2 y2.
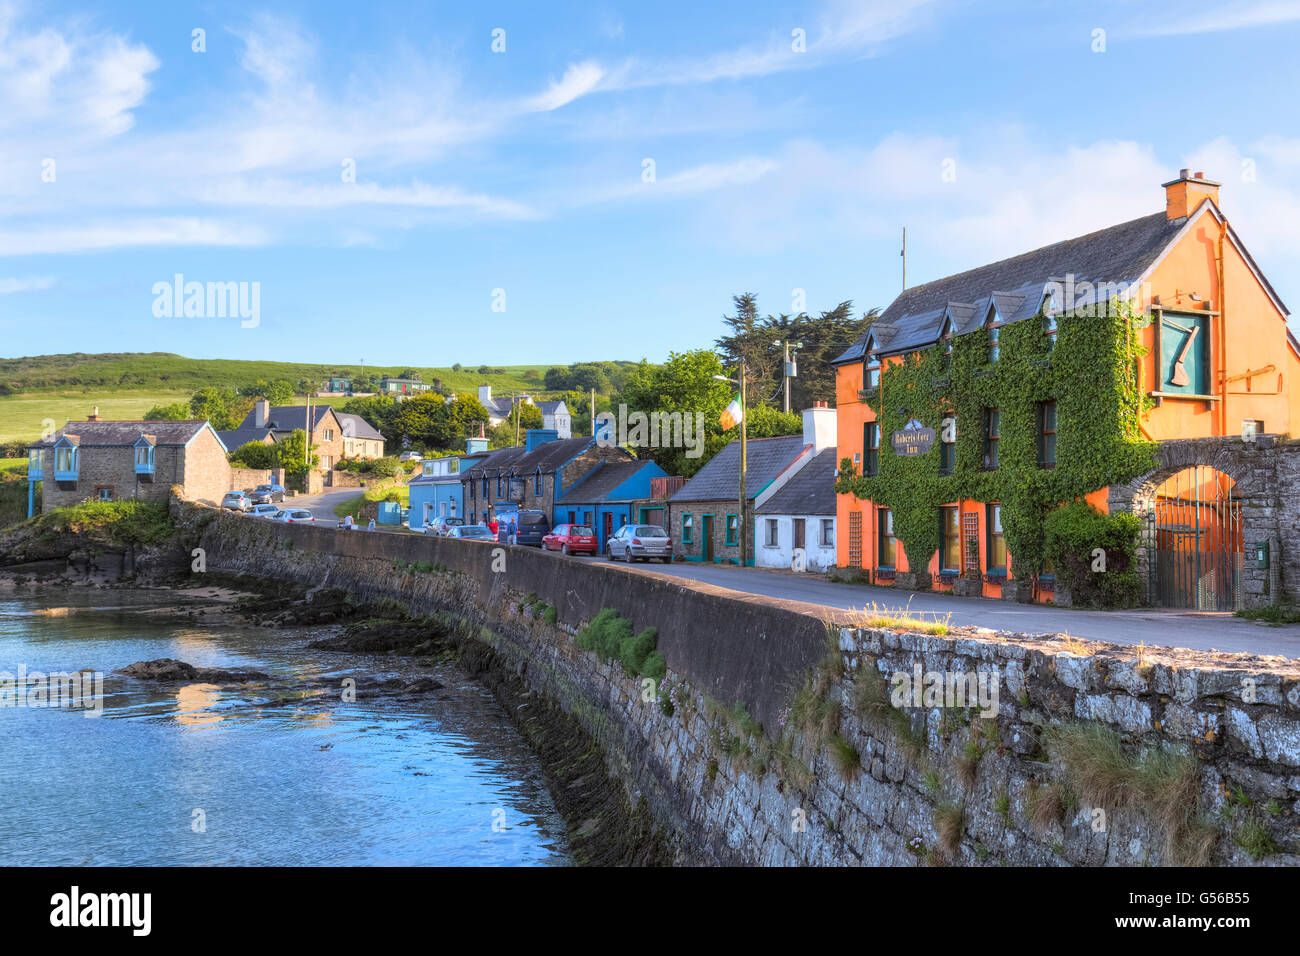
713 363 748 567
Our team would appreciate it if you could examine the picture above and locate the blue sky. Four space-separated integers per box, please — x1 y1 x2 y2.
2 0 1299 367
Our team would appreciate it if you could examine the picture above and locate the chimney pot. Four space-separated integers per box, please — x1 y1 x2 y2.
1179 167 1190 179
1194 171 1205 179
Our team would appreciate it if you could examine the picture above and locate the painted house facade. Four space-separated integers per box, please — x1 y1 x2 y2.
28 414 230 512
833 170 1296 609
380 377 433 395
460 430 634 527
218 401 353 471
755 446 838 572
407 437 491 528
553 458 670 552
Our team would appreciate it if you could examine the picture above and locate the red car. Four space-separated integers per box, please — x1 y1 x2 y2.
543 524 597 556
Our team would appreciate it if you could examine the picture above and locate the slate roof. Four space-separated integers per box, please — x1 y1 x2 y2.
537 400 567 415
557 460 655 504
335 412 385 442
669 435 808 503
756 448 839 516
834 210 1187 364
235 405 339 432
407 451 491 485
32 420 216 448
461 436 615 479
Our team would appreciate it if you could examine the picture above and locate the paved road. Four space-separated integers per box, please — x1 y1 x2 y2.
615 560 1300 658
243 493 1300 658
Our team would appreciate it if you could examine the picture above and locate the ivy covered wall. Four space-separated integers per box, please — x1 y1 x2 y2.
835 304 1157 577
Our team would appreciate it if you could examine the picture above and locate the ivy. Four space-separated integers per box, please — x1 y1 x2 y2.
836 301 1156 578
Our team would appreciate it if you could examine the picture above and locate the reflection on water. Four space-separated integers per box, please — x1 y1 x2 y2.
0 589 571 866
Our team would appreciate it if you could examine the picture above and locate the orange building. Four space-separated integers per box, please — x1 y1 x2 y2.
832 171 1296 609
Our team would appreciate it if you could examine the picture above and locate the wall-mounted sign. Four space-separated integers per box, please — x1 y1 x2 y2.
891 418 935 457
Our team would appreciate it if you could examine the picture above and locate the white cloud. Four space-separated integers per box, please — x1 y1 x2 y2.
526 61 606 112
198 179 536 219
1132 0 1300 36
0 219 268 256
0 275 55 293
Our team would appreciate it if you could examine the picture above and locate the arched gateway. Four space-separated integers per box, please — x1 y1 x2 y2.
1108 437 1280 611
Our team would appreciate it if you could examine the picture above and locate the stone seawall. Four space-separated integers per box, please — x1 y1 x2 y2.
194 505 1300 866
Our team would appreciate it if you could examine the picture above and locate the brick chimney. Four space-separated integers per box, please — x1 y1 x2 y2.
87 406 100 422
802 401 837 453
1163 169 1220 220
254 399 270 428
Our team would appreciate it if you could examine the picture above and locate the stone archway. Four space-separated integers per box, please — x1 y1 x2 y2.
1108 436 1280 609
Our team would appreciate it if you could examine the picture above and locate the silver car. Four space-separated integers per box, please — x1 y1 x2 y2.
607 524 673 563
248 503 281 518
222 492 252 512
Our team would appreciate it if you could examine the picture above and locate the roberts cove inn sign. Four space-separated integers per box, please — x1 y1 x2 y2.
891 419 935 457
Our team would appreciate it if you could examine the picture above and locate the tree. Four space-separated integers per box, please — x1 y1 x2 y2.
431 395 491 449
239 379 294 405
276 429 317 474
228 441 279 468
617 350 733 477
189 387 241 430
392 393 444 449
341 395 399 446
144 401 192 421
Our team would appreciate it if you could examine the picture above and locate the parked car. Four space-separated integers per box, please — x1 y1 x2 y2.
607 524 673 563
448 524 494 541
248 503 281 518
499 510 551 547
222 491 252 512
398 451 423 462
250 483 286 504
272 508 316 524
542 524 597 556
423 516 466 536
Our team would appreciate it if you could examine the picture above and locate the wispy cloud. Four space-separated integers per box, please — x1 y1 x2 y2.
0 219 267 256
1131 0 1300 36
526 62 606 111
0 275 55 293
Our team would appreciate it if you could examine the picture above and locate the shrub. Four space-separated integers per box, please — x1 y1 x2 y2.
1044 500 1142 608
367 456 400 478
620 627 658 677
39 500 173 545
642 651 667 682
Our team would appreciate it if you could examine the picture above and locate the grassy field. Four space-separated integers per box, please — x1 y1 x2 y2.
0 352 578 396
333 477 410 520
0 389 193 443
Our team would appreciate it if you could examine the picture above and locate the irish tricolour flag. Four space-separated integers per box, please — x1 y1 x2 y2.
719 393 744 430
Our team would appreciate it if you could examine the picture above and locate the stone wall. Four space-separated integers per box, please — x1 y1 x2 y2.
191 503 1300 865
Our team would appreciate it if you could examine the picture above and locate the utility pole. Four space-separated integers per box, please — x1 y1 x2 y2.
591 388 596 437
513 393 520 446
901 226 907 292
776 340 801 414
739 360 748 569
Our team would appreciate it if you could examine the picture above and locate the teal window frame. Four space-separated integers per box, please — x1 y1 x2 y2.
1037 400 1058 468
681 513 694 544
724 513 739 545
983 408 1000 470
939 414 955 475
864 421 880 476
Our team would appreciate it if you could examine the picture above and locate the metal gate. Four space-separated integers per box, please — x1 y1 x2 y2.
1148 466 1243 610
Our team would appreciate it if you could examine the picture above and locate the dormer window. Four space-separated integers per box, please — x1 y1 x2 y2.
1043 312 1058 349
985 310 1000 364
940 318 955 365
134 438 155 475
862 335 880 390
27 447 42 480
534 468 543 495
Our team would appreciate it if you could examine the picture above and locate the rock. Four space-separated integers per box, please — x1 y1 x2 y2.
119 658 269 683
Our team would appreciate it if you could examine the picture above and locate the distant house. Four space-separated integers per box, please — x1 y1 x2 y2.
460 430 633 527
537 400 572 439
218 400 360 471
755 447 838 572
381 377 431 395
323 377 352 394
669 405 836 566
477 385 534 427
27 410 230 513
408 437 492 527
335 412 386 460
553 458 669 552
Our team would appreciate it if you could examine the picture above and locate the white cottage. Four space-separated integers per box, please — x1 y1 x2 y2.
754 403 837 572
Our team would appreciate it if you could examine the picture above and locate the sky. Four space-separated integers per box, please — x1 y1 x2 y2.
1 0 1299 367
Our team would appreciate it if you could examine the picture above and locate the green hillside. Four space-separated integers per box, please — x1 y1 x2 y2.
0 352 562 396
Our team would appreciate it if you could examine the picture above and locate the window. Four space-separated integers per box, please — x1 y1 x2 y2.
987 321 1000 364
470 479 476 500
681 514 694 544
447 458 460 474
27 448 41 478
864 351 880 389
864 422 880 476
1037 400 1058 468
941 318 954 362
877 509 896 567
534 469 543 494
821 519 834 547
765 519 779 547
725 514 739 545
939 414 955 475
940 506 961 571
94 486 113 501
54 445 77 478
983 408 999 470
987 504 1007 571
323 429 334 441
1043 312 1058 349
496 475 504 497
